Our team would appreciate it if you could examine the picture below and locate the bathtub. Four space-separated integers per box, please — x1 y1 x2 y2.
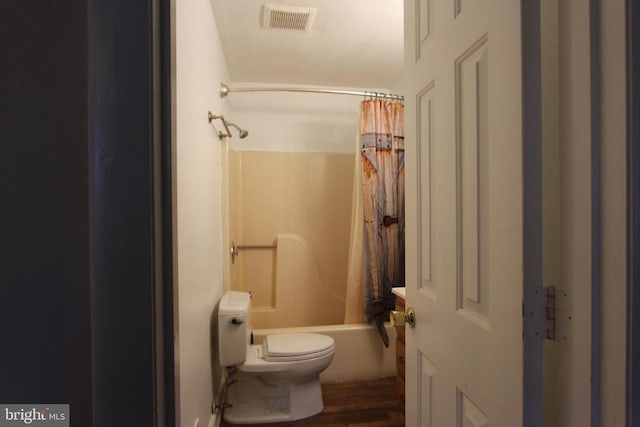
251 323 397 383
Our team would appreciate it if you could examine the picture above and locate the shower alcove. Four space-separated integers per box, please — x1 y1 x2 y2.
221 85 401 330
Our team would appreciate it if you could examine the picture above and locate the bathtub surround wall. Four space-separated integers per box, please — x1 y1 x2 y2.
228 150 355 328
175 0 229 425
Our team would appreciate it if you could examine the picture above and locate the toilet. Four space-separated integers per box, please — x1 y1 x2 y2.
218 290 335 424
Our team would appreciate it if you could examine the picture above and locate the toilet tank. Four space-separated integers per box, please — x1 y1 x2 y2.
218 291 251 367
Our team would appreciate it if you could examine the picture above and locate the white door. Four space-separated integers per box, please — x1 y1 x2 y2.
403 0 542 426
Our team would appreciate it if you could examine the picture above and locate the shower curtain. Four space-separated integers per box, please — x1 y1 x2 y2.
346 99 405 347
344 133 365 325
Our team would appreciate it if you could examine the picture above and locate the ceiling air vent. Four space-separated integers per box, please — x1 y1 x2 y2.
262 4 317 32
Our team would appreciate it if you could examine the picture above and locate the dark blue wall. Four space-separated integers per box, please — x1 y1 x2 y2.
0 1 170 426
0 1 93 425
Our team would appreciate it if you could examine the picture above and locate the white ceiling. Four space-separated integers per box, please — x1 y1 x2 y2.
210 0 404 89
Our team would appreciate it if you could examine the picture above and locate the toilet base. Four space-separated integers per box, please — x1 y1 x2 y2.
223 372 324 424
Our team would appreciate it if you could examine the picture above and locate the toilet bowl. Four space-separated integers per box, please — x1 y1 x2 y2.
218 291 335 424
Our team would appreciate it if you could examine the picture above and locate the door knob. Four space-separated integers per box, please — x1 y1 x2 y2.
389 307 416 328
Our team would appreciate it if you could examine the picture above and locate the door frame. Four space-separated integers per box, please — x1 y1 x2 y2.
589 0 602 425
522 2 543 426
87 0 175 425
627 0 640 424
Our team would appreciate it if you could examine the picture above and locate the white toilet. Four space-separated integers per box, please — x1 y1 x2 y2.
218 290 335 424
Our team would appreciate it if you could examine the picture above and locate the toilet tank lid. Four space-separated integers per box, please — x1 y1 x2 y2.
219 291 251 316
263 333 335 357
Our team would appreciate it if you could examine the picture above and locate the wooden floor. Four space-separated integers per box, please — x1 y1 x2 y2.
221 377 405 427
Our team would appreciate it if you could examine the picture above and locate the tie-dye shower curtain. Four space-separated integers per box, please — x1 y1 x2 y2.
360 99 405 347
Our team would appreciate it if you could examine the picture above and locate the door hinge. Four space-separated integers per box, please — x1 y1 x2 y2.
544 286 556 340
523 286 570 343
543 286 570 343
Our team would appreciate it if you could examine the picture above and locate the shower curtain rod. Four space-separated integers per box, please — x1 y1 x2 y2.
219 83 404 102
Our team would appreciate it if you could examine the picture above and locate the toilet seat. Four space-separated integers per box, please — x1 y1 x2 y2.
262 333 335 362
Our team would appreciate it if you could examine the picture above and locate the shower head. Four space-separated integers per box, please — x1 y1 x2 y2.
228 122 249 139
207 111 248 139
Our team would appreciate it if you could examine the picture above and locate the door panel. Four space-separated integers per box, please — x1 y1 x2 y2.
417 82 435 299
456 35 489 328
404 0 540 425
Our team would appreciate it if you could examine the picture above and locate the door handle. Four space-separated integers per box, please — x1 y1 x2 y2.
389 307 416 328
